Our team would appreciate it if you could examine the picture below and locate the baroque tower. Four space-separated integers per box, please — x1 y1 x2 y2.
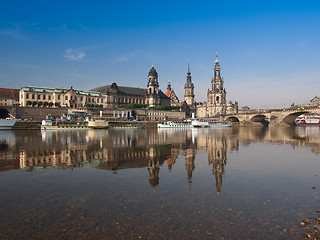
147 65 160 107
184 62 195 107
208 53 227 117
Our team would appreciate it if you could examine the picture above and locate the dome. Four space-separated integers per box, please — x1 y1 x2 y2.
148 65 158 77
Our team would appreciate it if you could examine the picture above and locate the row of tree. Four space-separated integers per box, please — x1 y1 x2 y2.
26 101 57 107
26 101 103 108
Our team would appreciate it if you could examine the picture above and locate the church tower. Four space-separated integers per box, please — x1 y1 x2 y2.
209 53 226 116
147 65 160 107
184 62 195 107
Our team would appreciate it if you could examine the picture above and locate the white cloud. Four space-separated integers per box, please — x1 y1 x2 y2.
117 51 139 62
64 48 86 61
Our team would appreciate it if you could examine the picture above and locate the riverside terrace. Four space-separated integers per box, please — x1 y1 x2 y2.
1 104 320 126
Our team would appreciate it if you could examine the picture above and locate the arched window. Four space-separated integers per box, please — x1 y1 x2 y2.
216 96 219 103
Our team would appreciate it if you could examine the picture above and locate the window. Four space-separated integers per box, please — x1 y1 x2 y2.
216 96 219 103
80 96 83 101
38 95 40 100
88 98 90 102
101 99 103 103
75 96 77 101
43 95 46 100
32 94 35 99
65 96 68 100
58 95 60 100
48 96 51 100
26 94 29 99
70 96 72 100
97 99 99 103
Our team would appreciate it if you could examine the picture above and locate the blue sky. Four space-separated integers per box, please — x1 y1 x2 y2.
1 0 320 109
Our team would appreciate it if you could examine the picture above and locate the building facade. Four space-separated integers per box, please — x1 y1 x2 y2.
92 65 170 109
0 88 20 106
20 86 105 108
196 54 238 118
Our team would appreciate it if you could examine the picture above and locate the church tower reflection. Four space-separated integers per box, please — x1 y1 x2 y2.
148 147 160 191
185 148 196 189
208 133 228 197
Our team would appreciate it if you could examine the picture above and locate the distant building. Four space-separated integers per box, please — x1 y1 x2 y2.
0 88 20 106
19 86 105 108
165 81 180 106
310 96 320 105
196 54 238 118
92 65 171 108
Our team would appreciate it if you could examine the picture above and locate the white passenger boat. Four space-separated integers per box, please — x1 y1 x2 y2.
0 118 17 130
157 121 192 128
41 120 89 130
207 120 232 128
191 120 209 128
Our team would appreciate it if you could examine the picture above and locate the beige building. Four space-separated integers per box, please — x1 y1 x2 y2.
20 86 105 108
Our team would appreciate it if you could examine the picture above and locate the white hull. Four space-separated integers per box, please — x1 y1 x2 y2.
0 119 17 130
158 121 192 128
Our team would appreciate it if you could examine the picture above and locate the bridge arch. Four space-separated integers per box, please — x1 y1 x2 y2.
282 111 309 126
250 114 269 126
226 116 239 122
0 108 10 119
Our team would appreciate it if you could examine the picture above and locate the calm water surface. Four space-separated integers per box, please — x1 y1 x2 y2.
0 126 320 239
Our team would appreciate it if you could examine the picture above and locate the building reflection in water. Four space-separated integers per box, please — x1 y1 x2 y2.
2 126 320 194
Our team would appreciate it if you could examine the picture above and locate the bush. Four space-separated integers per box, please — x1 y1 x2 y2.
38 101 43 106
26 101 32 106
32 101 38 106
119 104 147 109
55 102 60 107
148 105 180 110
43 101 49 106
49 102 53 107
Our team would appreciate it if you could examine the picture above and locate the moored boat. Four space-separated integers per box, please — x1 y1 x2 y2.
41 120 89 130
158 121 192 128
295 115 320 126
207 120 232 128
0 118 17 130
191 120 209 128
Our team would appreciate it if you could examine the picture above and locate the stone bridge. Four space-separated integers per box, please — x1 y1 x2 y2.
0 106 17 119
224 105 320 126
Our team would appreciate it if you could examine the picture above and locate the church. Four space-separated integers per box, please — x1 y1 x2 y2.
91 65 170 108
91 54 238 118
196 54 238 118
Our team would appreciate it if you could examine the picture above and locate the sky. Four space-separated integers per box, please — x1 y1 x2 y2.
0 0 320 109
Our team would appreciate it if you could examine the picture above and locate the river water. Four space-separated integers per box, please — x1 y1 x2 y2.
0 126 319 239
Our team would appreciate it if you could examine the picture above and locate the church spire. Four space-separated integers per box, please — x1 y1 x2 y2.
187 59 191 76
215 52 219 65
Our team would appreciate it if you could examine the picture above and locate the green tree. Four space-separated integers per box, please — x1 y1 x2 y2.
38 101 43 106
55 102 60 107
26 101 32 106
49 102 53 107
119 104 147 109
32 101 38 106
43 101 49 107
